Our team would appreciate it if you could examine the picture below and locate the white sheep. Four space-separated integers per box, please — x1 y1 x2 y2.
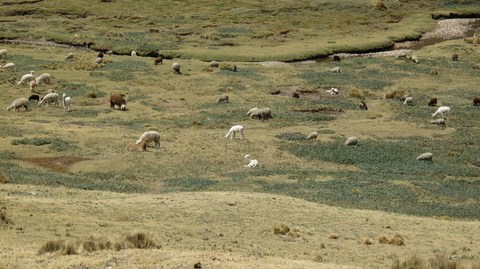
307 131 318 140
7 98 29 112
326 88 339 95
172 62 181 74
432 106 450 119
136 131 160 148
345 136 358 146
244 154 258 168
217 95 229 103
34 73 52 87
17 70 35 85
29 80 37 93
95 57 104 65
430 118 446 127
62 93 72 112
403 96 413 105
248 107 272 121
331 66 341 73
411 55 419 64
209 61 220 68
131 51 137 56
416 152 433 161
0 49 7 58
38 92 59 107
225 125 244 140
1 62 15 70
64 52 76 61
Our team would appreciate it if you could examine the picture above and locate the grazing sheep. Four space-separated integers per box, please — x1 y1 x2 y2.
331 66 341 73
34 73 52 86
345 136 358 146
416 152 433 161
62 93 72 112
29 80 37 93
7 98 29 112
403 96 413 105
326 88 339 95
307 131 318 140
410 55 419 64
244 154 258 168
248 107 272 121
109 94 127 110
95 57 104 65
172 62 181 74
136 131 160 148
64 52 76 61
452 53 459 61
131 51 137 56
1 62 15 70
359 100 368 110
473 97 480 106
154 54 164 65
17 70 35 85
430 118 446 127
428 98 438 107
209 61 220 68
126 140 148 152
333 55 341 62
0 49 7 58
217 95 229 103
292 91 300 98
38 92 59 107
225 125 244 140
28 94 40 102
432 106 450 119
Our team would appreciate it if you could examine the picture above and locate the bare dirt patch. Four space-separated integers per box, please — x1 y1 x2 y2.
22 156 90 173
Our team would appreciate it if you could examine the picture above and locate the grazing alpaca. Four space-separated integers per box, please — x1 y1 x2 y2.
136 131 160 148
109 94 127 110
333 55 341 62
331 66 341 73
126 140 148 152
452 53 459 61
428 98 437 107
17 70 34 85
154 54 164 65
473 97 480 106
244 155 258 168
403 96 413 105
225 125 244 140
432 106 450 119
359 100 368 110
292 91 300 98
326 88 339 95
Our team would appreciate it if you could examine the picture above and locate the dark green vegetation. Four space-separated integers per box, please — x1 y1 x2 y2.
0 0 479 61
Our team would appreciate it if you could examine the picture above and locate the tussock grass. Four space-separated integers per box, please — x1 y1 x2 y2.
391 254 480 269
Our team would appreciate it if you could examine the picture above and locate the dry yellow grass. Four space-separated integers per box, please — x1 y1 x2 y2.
1 184 479 268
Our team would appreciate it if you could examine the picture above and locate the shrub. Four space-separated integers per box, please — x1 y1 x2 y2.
38 240 65 254
385 90 405 99
0 210 13 225
273 224 290 235
124 232 159 249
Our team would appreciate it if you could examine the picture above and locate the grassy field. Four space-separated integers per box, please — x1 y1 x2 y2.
1 0 480 268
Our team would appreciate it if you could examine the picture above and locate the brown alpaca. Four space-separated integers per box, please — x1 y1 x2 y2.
126 140 148 152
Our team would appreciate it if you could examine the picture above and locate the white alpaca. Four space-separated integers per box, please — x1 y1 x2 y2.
17 70 34 85
1 62 15 70
326 88 339 95
244 154 258 168
62 93 72 111
432 106 450 119
225 125 244 140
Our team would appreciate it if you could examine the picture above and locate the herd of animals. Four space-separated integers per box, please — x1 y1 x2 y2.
1 47 480 166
